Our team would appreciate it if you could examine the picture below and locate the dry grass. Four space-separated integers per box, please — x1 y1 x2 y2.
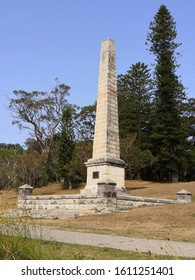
33 182 85 195
126 180 195 199
1 180 195 242
0 189 18 211
37 203 195 242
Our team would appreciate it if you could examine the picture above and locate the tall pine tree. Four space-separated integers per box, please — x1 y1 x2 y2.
147 5 188 181
118 62 153 144
56 107 75 188
118 62 155 179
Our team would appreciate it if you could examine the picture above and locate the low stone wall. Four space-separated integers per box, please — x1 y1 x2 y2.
18 193 185 217
116 195 184 210
17 183 190 218
18 194 118 214
18 194 97 211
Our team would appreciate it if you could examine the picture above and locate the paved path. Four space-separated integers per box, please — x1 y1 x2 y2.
1 224 195 258
30 227 195 258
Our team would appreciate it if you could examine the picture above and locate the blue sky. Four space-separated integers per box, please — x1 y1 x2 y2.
1 0 195 146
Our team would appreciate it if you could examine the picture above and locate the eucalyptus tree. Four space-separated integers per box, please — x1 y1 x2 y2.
9 79 71 156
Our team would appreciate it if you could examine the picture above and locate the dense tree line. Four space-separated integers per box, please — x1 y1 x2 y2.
0 103 95 189
1 5 195 189
118 5 195 182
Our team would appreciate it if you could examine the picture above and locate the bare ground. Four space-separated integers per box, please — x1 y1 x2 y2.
1 180 195 242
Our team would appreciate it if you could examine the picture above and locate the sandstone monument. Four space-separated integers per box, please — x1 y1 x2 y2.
82 38 126 195
16 39 190 219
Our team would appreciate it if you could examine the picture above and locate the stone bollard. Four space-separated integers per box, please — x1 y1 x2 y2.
97 179 117 213
177 189 192 203
18 184 33 200
97 179 117 198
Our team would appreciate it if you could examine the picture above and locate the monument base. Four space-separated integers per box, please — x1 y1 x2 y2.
81 157 126 195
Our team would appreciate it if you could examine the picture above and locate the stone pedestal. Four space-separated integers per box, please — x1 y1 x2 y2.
82 39 126 195
97 179 117 198
177 189 192 203
18 184 33 200
96 179 117 212
84 157 125 194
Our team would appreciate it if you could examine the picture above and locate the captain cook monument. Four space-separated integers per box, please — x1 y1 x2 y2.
18 39 190 217
82 38 126 195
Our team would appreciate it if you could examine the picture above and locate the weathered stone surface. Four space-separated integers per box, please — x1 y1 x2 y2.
17 191 186 218
16 39 190 220
18 184 33 200
97 179 116 198
177 189 192 202
82 39 126 195
93 38 120 158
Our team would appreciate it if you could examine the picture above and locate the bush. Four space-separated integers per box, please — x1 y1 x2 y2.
0 152 48 189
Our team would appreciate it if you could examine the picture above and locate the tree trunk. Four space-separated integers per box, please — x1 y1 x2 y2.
171 172 178 182
136 170 141 181
68 178 72 190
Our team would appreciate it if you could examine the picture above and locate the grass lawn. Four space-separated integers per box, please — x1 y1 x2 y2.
0 233 189 260
24 180 195 242
0 180 195 259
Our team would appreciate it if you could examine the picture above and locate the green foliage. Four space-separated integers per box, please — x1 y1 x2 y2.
14 152 48 187
58 104 95 184
120 137 156 180
185 146 195 181
0 232 177 260
147 5 180 56
66 141 93 182
0 232 86 259
0 151 48 189
75 104 96 141
0 231 59 260
146 5 189 181
56 108 75 188
118 62 153 143
25 138 42 153
0 143 23 154
0 144 24 189
118 63 154 179
0 148 14 157
9 78 71 155
186 98 195 143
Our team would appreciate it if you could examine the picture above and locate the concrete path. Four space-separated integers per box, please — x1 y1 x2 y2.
1 224 195 258
30 227 195 259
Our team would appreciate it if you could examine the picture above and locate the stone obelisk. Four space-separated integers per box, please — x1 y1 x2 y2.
82 39 126 195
